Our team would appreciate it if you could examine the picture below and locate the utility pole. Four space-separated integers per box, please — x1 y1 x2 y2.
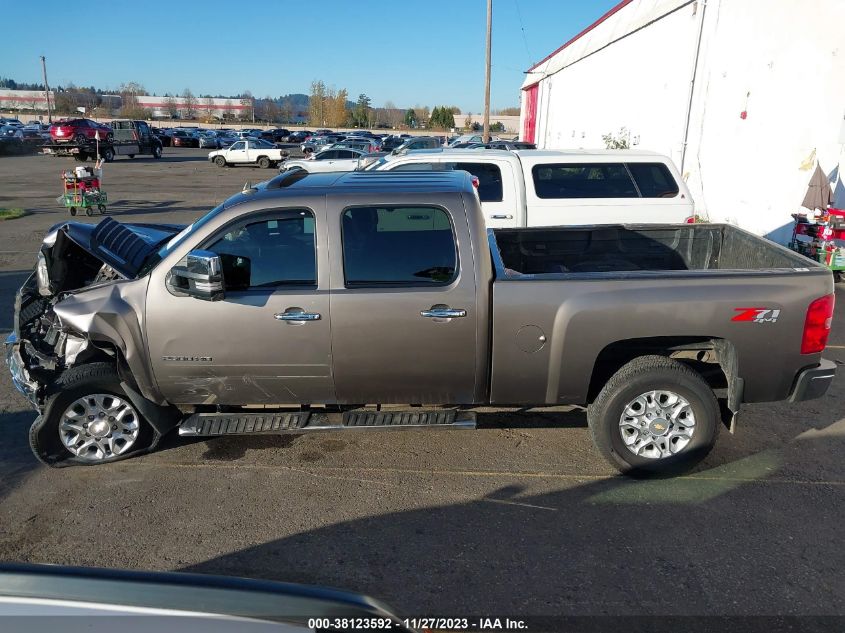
482 0 492 142
40 55 52 123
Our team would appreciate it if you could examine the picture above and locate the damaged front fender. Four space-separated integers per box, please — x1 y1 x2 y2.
52 279 166 405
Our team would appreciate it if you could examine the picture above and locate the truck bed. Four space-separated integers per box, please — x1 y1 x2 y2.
491 224 813 276
487 223 831 407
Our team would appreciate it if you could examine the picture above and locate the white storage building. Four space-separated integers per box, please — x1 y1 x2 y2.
519 0 845 243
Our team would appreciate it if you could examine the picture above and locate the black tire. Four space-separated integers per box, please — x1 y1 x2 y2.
97 204 106 214
69 207 77 216
258 156 271 169
106 133 114 143
152 144 162 159
587 355 719 476
102 148 115 162
74 133 87 145
30 363 155 467
85 207 93 216
214 155 226 167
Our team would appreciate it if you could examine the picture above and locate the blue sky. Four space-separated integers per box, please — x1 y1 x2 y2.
1 0 618 112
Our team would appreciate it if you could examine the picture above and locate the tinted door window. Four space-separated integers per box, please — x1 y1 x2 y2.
532 163 638 199
452 162 504 202
207 211 316 288
627 162 679 198
317 150 338 160
342 206 457 286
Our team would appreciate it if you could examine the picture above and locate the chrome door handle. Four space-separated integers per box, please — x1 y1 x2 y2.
420 308 467 318
275 311 321 321
490 214 514 220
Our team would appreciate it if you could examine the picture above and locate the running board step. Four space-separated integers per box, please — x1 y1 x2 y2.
179 412 310 436
178 409 476 437
342 410 463 427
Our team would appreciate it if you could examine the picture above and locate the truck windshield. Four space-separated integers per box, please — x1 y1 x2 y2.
136 203 225 276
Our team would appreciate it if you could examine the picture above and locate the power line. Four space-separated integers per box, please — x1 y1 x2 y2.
513 0 534 65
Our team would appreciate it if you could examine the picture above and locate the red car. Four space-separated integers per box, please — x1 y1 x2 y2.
49 118 113 144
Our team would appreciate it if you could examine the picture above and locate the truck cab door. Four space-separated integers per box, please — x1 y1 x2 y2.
327 197 480 404
227 140 247 162
145 208 334 405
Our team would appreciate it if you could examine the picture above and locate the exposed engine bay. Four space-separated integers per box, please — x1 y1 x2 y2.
12 218 183 409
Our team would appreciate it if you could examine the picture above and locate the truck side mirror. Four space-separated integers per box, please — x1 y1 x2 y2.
168 250 224 301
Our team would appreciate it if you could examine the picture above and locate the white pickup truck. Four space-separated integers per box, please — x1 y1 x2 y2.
364 149 694 228
208 139 287 169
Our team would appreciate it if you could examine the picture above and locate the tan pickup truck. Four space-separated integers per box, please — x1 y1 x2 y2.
6 170 836 474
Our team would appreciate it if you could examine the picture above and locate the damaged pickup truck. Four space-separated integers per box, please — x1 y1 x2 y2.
6 170 838 474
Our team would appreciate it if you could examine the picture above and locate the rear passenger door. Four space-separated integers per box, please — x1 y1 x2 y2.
328 200 479 404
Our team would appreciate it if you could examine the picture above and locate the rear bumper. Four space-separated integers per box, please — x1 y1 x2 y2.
4 332 40 409
788 358 837 402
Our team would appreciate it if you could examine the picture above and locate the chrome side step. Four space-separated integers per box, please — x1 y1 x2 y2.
179 412 310 436
178 409 475 437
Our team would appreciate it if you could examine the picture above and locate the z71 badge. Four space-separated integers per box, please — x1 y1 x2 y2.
732 308 780 324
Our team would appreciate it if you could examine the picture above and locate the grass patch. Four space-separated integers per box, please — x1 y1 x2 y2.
0 208 26 221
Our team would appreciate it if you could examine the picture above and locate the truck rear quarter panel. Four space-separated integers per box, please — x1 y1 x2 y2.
490 271 832 405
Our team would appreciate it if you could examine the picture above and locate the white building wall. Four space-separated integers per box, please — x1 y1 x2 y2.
522 0 845 243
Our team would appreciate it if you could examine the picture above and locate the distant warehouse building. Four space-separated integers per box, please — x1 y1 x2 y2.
519 0 845 242
0 89 55 111
135 95 252 120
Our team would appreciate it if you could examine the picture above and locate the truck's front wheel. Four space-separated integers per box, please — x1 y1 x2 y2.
214 156 226 167
587 355 719 476
31 363 155 467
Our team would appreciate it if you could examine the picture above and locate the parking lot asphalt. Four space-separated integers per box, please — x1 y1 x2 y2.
0 150 843 620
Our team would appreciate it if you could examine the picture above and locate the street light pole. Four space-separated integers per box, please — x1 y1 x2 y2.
482 0 492 142
40 55 52 123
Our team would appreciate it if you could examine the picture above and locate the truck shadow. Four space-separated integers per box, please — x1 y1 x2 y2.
0 406 41 503
179 427 845 617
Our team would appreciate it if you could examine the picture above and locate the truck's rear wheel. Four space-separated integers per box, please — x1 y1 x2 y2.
102 148 115 162
258 156 271 169
31 363 155 467
214 155 226 167
587 355 719 476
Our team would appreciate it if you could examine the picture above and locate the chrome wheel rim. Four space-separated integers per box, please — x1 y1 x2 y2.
618 390 695 459
59 394 140 461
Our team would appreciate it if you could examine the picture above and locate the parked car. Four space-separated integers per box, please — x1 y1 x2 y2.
301 135 341 155
381 136 405 151
449 133 499 146
19 127 46 150
0 117 24 127
215 130 239 147
170 130 200 147
281 147 366 173
152 128 172 146
392 136 442 153
0 126 24 155
208 138 287 168
287 131 312 143
198 132 222 148
365 148 694 228
8 170 836 474
49 118 113 144
335 138 381 153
